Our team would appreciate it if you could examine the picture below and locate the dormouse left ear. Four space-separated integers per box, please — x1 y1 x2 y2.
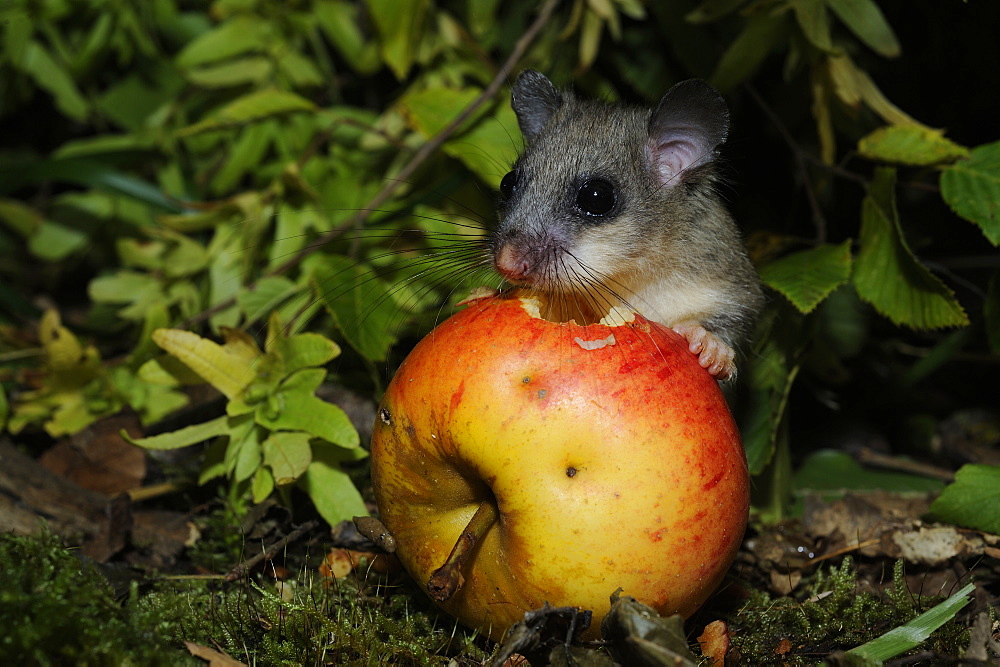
646 80 730 188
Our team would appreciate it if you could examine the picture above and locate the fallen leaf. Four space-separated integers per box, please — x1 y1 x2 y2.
185 641 247 666
697 620 729 666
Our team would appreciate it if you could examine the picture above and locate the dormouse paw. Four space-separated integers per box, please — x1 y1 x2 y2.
671 323 736 381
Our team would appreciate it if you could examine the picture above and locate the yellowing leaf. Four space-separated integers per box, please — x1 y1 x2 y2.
263 431 313 484
152 328 259 399
859 126 970 166
827 54 920 126
39 309 86 371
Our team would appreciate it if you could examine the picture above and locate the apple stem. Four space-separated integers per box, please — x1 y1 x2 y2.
427 499 498 602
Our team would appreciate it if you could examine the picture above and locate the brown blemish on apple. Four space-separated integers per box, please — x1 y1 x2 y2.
566 466 578 478
379 407 392 425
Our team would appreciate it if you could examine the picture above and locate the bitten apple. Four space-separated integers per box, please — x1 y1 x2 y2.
370 293 748 641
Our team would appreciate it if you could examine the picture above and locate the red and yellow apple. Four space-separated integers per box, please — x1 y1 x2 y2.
369 293 748 641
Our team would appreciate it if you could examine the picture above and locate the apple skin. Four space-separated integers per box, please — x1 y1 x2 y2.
370 294 749 641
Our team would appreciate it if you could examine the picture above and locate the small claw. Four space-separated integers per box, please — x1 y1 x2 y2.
671 323 736 381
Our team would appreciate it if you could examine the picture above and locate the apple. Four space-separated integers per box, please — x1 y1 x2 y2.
369 292 749 641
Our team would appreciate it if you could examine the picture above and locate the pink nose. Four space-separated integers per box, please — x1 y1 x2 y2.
494 244 532 282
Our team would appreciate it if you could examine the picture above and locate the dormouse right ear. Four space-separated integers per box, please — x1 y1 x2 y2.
511 70 563 142
647 79 730 188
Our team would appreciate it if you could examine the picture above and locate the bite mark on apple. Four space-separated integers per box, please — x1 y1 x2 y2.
573 333 616 350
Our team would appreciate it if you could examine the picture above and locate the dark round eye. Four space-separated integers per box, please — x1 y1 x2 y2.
576 178 616 216
499 170 519 199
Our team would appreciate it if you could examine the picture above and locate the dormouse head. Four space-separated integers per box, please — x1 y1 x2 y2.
491 70 729 291
492 70 730 296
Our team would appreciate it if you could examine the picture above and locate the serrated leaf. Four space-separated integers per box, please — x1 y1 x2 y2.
825 0 900 58
298 448 369 526
940 140 1000 245
262 431 313 484
125 415 229 450
760 241 852 314
859 126 969 166
177 89 317 137
152 328 259 399
743 338 799 475
270 332 341 376
847 582 975 661
852 168 969 329
929 464 1000 535
367 0 430 80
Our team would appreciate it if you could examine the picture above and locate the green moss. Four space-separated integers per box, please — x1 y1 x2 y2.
2 530 490 665
0 531 196 665
728 557 969 663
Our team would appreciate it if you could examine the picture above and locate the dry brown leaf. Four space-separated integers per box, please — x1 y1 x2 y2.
697 620 729 666
184 641 246 666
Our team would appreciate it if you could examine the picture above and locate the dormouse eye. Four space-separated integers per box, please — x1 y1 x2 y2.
576 178 616 216
499 170 519 199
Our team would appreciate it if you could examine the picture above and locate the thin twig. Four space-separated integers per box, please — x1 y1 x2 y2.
743 82 829 244
225 519 320 581
184 0 561 328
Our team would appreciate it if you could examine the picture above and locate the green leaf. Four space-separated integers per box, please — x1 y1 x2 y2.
825 0 901 58
929 464 1000 534
252 466 275 502
398 86 482 139
269 332 341 376
186 56 272 88
314 0 381 74
743 337 799 475
760 241 852 314
794 450 945 495
710 9 790 92
125 415 229 450
298 448 369 526
443 102 520 186
262 431 313 484
940 140 1000 245
986 272 1000 354
312 255 401 362
254 369 360 448
852 168 969 329
238 276 303 324
847 582 975 661
0 198 42 236
858 126 970 167
175 15 270 69
17 41 88 120
177 89 317 137
152 328 259 399
790 0 833 52
367 0 430 80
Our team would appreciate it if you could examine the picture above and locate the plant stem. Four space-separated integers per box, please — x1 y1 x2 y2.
427 500 498 602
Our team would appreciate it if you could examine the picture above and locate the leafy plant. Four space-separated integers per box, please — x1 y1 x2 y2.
126 314 367 524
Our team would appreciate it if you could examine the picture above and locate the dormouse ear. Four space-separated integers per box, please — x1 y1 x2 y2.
647 79 729 188
511 70 563 142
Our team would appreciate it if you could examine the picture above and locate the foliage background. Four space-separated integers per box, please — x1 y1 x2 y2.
1 0 999 527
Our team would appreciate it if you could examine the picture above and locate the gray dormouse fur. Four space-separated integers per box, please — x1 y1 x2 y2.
491 70 763 351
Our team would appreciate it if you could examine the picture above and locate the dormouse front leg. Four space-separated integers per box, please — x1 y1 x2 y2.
671 322 736 381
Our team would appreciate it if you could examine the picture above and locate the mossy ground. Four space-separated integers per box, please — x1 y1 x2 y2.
0 529 491 665
1 522 974 665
